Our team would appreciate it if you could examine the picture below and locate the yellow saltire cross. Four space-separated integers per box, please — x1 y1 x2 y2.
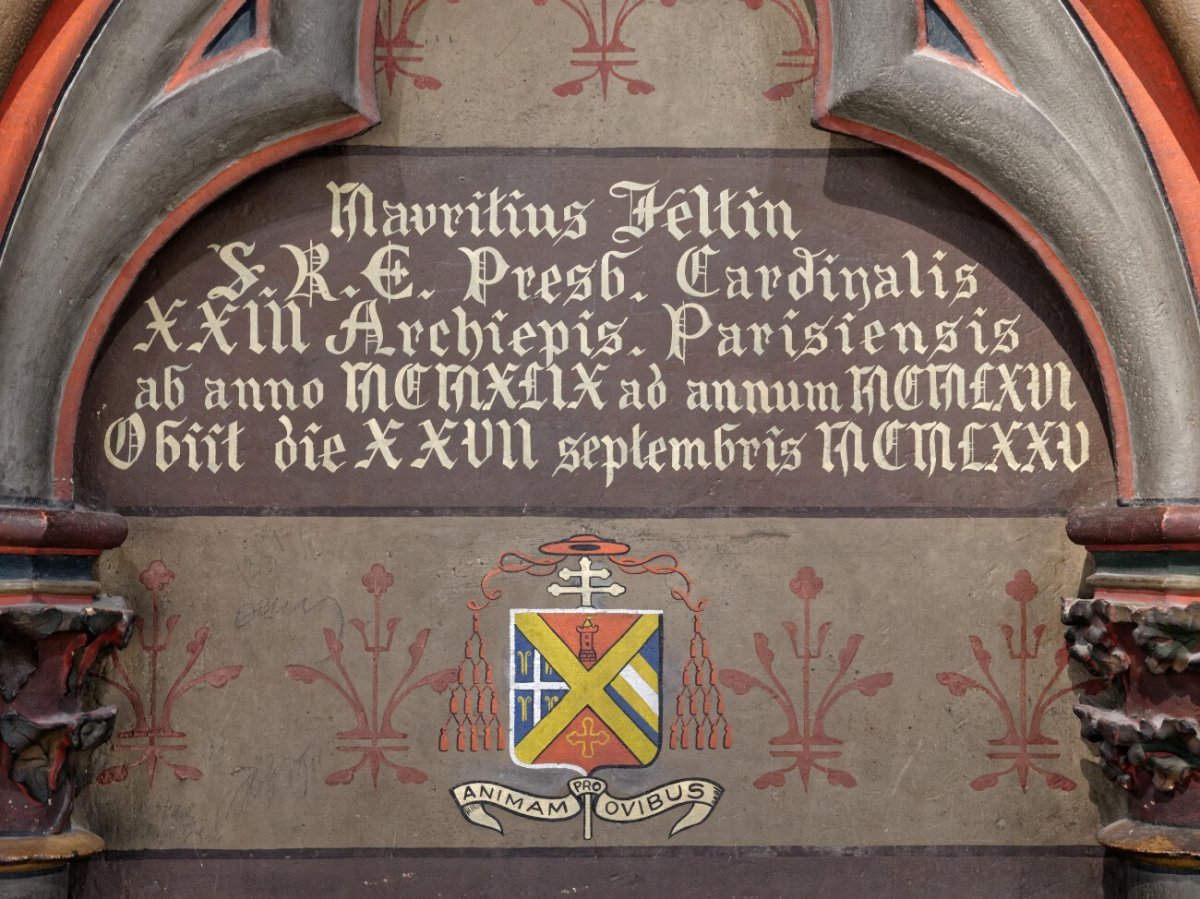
513 613 660 766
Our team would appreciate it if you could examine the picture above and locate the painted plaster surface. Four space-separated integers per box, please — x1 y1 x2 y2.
355 0 854 149
77 516 1116 850
56 0 1128 869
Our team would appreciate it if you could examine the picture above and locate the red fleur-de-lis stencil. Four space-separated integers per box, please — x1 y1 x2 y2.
535 0 678 99
376 0 464 94
937 570 1106 792
287 564 457 787
94 561 243 787
736 0 817 100
720 567 893 790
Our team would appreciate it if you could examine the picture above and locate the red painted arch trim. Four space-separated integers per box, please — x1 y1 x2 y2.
1064 0 1200 310
50 1 382 500
812 1 1133 500
914 0 1015 93
164 0 272 95
0 0 115 240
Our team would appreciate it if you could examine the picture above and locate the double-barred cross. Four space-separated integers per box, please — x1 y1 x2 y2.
547 557 626 609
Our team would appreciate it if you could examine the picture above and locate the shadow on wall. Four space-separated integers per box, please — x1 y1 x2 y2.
822 150 1114 464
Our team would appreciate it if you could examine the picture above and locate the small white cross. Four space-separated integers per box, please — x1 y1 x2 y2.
521 651 568 724
547 557 626 609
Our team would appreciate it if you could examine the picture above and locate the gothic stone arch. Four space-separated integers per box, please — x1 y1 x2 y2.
2 0 1200 895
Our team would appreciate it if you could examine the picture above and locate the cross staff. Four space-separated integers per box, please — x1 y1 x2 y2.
547 557 626 609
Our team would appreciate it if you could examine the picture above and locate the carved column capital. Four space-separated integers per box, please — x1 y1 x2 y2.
1066 504 1200 870
0 505 131 890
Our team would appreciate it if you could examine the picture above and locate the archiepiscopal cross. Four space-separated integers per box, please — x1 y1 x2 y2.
547 557 626 608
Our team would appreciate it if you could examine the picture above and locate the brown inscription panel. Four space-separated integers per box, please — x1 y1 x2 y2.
77 149 1113 513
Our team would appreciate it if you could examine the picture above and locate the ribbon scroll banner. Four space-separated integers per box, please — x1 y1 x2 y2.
451 777 723 839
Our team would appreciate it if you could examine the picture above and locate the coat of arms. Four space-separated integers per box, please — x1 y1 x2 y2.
449 536 725 840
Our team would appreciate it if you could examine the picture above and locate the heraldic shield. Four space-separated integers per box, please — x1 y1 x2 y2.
510 609 663 775
450 540 723 840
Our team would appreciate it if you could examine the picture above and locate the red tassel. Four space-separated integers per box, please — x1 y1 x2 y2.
670 614 732 752
443 613 504 751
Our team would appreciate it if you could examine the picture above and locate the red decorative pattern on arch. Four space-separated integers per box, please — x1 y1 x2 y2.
375 0 463 93
736 0 817 101
534 0 678 99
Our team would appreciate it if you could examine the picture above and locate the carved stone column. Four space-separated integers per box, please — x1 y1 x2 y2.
0 507 132 898
1066 506 1200 895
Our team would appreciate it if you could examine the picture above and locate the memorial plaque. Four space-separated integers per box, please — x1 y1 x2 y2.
75 145 1112 862
78 150 1112 513
67 2 1118 890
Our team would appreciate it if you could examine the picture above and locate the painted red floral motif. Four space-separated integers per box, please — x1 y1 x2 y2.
720 567 893 789
287 564 457 787
737 0 817 100
937 570 1105 792
376 0 462 94
535 0 678 99
95 561 243 787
